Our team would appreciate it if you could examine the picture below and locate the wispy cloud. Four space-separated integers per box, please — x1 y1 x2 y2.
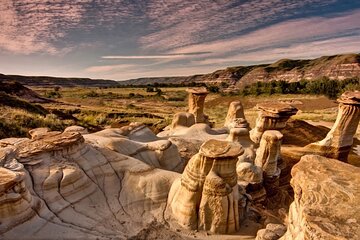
0 0 359 80
102 52 211 60
140 0 337 51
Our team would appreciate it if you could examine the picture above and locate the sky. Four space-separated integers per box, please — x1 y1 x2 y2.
0 0 359 81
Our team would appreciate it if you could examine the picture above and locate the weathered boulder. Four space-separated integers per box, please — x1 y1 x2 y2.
256 223 287 240
170 112 195 129
281 155 360 240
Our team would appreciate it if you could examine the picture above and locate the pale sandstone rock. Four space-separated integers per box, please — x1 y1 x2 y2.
237 162 263 184
250 103 297 144
64 125 89 134
227 127 256 163
168 139 244 234
255 130 283 178
224 101 248 129
158 123 228 141
304 91 360 161
170 112 195 129
256 223 287 240
281 155 360 240
0 126 181 239
86 126 184 172
186 87 209 124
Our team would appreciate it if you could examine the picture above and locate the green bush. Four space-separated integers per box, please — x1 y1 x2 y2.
240 77 360 99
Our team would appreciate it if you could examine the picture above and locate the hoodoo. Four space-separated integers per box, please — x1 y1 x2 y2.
186 87 209 124
168 139 244 233
304 91 360 161
250 103 298 144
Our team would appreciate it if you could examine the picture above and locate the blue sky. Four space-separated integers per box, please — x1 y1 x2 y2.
0 0 359 80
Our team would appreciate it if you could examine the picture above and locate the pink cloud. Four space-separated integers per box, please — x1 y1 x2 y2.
140 0 337 51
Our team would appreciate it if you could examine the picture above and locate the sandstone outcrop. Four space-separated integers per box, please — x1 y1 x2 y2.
250 103 297 144
281 155 360 240
186 87 209 124
0 126 181 239
2 87 360 240
168 139 245 234
304 91 360 161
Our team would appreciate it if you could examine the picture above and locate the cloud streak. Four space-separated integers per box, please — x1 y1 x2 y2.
0 0 359 80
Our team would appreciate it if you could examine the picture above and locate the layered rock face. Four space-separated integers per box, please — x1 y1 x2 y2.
304 91 360 161
282 155 360 240
250 103 298 144
186 87 209 124
0 126 181 239
168 139 244 234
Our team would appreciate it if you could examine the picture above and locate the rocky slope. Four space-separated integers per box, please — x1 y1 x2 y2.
1 53 358 87
119 53 360 86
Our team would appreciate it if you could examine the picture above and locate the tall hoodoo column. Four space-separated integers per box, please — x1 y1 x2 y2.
224 101 248 129
186 87 209 124
250 103 298 144
254 130 283 198
305 91 360 161
168 139 244 234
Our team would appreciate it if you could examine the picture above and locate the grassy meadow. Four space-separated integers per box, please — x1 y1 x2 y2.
2 85 354 139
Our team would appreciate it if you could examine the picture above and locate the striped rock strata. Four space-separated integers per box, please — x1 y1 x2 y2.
168 139 245 234
281 155 360 240
0 126 181 239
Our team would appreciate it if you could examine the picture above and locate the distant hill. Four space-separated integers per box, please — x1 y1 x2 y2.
0 74 119 87
119 53 360 86
0 53 359 87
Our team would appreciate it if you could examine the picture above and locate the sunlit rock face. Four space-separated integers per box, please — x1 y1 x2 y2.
282 155 360 240
0 127 181 239
168 139 245 234
250 103 298 144
304 91 360 161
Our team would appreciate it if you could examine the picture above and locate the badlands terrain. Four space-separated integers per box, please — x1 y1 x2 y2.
0 84 359 239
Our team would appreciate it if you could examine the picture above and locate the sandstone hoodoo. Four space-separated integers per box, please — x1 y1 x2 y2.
304 91 360 161
168 139 244 234
250 102 298 144
1 91 360 239
224 100 248 129
186 87 209 124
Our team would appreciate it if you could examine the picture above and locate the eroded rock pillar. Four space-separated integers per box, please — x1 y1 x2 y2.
255 130 283 198
304 91 360 161
186 87 209 124
250 103 297 144
224 101 248 129
168 139 244 234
